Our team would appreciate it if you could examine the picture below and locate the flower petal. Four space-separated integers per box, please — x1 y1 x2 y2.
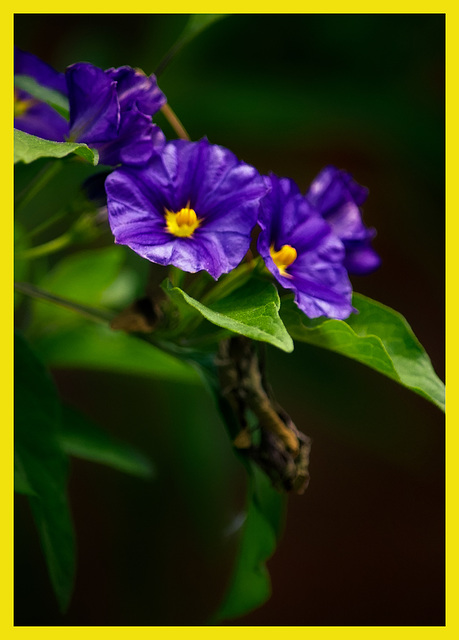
307 165 368 212
14 95 69 141
14 48 69 141
258 173 353 319
94 106 165 166
105 139 269 278
306 165 380 276
105 66 166 114
67 63 119 143
14 47 67 95
343 243 382 275
257 175 302 239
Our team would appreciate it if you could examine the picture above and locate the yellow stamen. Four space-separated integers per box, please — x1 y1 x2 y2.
165 206 201 238
270 244 297 277
14 90 36 117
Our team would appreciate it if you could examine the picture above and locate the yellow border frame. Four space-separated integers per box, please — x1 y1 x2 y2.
5 4 452 637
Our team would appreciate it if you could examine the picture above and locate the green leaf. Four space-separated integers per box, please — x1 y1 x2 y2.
14 456 36 496
165 278 294 353
213 464 285 621
34 322 199 384
16 281 114 327
179 14 226 40
14 332 75 611
155 14 226 75
14 129 98 165
59 405 155 479
14 223 29 307
31 247 124 332
14 223 29 279
15 74 70 118
281 293 445 412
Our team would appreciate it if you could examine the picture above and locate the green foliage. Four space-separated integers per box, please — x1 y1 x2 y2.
14 332 75 612
15 74 70 118
213 464 285 621
14 456 37 496
281 293 445 412
14 14 444 624
14 129 98 165
60 406 155 479
14 223 30 307
165 278 294 353
181 14 226 39
31 247 125 332
19 244 199 382
34 323 198 383
14 331 160 611
155 14 226 75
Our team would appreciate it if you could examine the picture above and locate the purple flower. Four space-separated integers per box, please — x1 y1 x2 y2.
14 48 166 166
66 63 166 166
105 138 270 279
257 174 354 319
14 47 68 141
305 166 381 275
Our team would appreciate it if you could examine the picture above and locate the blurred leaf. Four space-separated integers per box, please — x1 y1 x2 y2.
213 463 285 621
16 281 114 327
165 278 294 353
14 223 29 279
34 322 198 384
250 463 285 539
281 293 445 412
14 129 98 165
60 405 155 479
178 14 226 44
14 223 29 307
14 332 75 612
15 74 70 118
155 14 226 76
31 247 124 332
99 267 142 308
14 456 36 496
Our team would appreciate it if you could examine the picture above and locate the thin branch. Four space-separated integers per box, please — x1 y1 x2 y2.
16 232 73 260
14 281 114 325
161 104 190 141
15 160 62 213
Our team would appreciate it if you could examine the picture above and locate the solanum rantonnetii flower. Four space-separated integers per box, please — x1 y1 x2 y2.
257 174 354 319
65 62 166 166
14 48 166 166
14 47 69 142
105 138 270 279
305 165 381 275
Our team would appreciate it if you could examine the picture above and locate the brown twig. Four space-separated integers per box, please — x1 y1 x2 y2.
161 103 190 141
216 336 312 494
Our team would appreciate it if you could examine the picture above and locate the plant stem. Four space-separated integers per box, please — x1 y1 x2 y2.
155 42 183 78
200 258 260 306
168 265 186 287
27 208 69 240
161 104 190 141
14 281 114 324
14 283 200 370
16 232 73 260
15 160 62 213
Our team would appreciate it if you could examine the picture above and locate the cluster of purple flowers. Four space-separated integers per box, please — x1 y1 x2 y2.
15 48 165 166
15 47 380 320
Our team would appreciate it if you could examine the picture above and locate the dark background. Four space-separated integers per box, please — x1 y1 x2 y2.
14 14 445 626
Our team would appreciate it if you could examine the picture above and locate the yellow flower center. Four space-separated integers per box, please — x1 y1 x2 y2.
14 90 36 117
270 244 297 277
165 206 201 238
